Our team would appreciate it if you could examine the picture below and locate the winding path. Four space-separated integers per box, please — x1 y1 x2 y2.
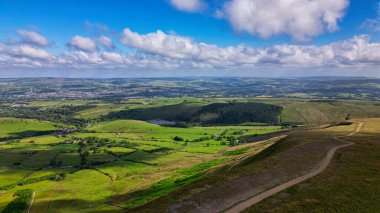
225 122 364 213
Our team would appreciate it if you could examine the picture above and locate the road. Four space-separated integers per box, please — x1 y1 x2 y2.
225 122 364 213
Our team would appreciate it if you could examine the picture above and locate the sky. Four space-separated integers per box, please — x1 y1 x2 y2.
0 0 380 78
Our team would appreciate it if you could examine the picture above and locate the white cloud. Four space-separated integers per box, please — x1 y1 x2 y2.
97 36 115 49
0 43 5 52
120 28 380 68
170 0 206 12
101 52 124 63
67 36 97 52
16 30 51 46
11 45 51 60
331 35 380 64
221 0 349 41
2 28 380 73
121 28 200 59
362 2 380 32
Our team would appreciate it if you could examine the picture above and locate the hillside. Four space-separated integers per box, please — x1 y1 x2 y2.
104 99 380 126
131 119 380 212
106 102 282 125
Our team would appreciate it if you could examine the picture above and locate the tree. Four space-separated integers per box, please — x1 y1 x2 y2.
173 136 184 141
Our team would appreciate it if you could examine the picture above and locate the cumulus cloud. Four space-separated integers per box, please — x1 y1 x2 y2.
67 36 97 52
16 30 51 46
170 0 206 12
221 0 349 41
10 45 52 60
101 52 124 63
2 28 380 73
120 28 380 67
97 36 115 49
121 28 201 59
362 1 380 32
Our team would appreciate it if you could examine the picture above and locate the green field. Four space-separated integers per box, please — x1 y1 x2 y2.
0 113 281 212
1 97 379 212
0 118 57 138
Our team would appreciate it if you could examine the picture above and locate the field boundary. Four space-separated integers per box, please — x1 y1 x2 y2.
27 192 35 213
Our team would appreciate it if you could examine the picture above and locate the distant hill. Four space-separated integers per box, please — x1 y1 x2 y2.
105 99 380 126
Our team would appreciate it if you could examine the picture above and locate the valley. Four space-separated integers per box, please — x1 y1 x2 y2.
0 78 379 212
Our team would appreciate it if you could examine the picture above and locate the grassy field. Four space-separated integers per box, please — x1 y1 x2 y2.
0 116 281 212
0 118 57 138
1 98 379 212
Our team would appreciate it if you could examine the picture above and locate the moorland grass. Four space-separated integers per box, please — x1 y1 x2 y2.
244 119 380 212
124 158 228 209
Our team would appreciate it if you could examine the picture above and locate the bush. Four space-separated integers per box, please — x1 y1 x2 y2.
2 189 33 213
173 136 184 141
336 121 353 126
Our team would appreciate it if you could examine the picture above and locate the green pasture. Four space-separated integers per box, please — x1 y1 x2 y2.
0 118 57 138
0 108 283 212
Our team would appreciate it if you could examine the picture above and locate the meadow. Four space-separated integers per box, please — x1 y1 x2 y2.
0 118 57 138
0 114 281 212
1 97 379 212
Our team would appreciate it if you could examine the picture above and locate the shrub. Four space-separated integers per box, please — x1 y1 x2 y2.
2 189 33 213
173 136 184 141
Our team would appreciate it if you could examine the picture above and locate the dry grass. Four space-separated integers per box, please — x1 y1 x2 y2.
244 118 380 213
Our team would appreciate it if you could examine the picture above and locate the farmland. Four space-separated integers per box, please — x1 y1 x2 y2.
0 118 57 139
1 0 380 209
0 109 282 212
0 89 379 212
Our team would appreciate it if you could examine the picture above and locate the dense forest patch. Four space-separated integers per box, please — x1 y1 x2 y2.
105 102 282 125
194 103 282 125
106 103 201 122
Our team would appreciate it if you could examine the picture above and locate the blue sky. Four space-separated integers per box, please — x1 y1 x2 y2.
0 0 380 77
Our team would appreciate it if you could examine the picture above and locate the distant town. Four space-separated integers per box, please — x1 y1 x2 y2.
1 77 379 101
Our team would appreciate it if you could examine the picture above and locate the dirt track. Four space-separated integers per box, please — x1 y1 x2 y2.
225 122 364 213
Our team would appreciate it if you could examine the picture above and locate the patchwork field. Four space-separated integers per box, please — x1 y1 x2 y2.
0 117 281 212
1 97 379 212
